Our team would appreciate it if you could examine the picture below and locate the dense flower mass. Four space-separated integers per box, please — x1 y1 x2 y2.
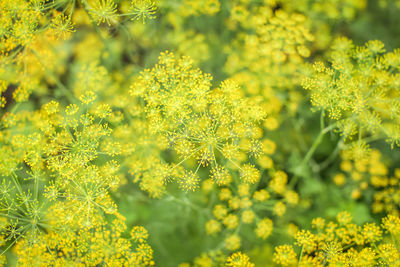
1 0 400 266
303 38 400 149
130 51 266 194
274 212 400 266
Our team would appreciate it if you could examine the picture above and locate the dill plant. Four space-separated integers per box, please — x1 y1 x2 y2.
1 0 400 266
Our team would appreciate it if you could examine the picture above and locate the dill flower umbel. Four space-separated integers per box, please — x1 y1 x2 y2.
130 51 266 194
273 245 297 266
303 37 400 149
130 0 157 23
88 0 118 25
226 252 255 267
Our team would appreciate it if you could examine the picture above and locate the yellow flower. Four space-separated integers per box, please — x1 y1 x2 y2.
205 220 221 235
382 215 400 235
240 164 260 184
130 226 149 243
130 0 157 23
295 230 317 253
225 234 241 251
226 252 254 267
255 218 273 239
273 245 297 266
88 0 118 25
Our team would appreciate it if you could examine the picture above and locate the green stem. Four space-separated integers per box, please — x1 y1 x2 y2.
165 193 209 216
297 245 304 267
300 123 337 167
318 138 343 171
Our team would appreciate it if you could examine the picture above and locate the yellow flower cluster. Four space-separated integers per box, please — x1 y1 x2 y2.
13 216 154 266
85 0 158 25
0 0 75 107
0 91 156 265
225 7 314 122
334 148 400 215
274 0 366 49
177 0 221 17
130 51 266 195
283 0 366 21
178 250 254 267
226 251 255 267
303 38 400 149
274 212 400 266
204 169 298 250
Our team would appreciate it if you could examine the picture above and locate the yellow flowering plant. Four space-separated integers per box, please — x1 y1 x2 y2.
1 0 400 266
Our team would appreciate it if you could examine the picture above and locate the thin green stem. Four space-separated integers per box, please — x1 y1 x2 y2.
297 245 304 267
300 123 337 167
165 193 209 216
318 138 344 171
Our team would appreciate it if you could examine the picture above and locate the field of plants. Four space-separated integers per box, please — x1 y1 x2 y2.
1 0 400 266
